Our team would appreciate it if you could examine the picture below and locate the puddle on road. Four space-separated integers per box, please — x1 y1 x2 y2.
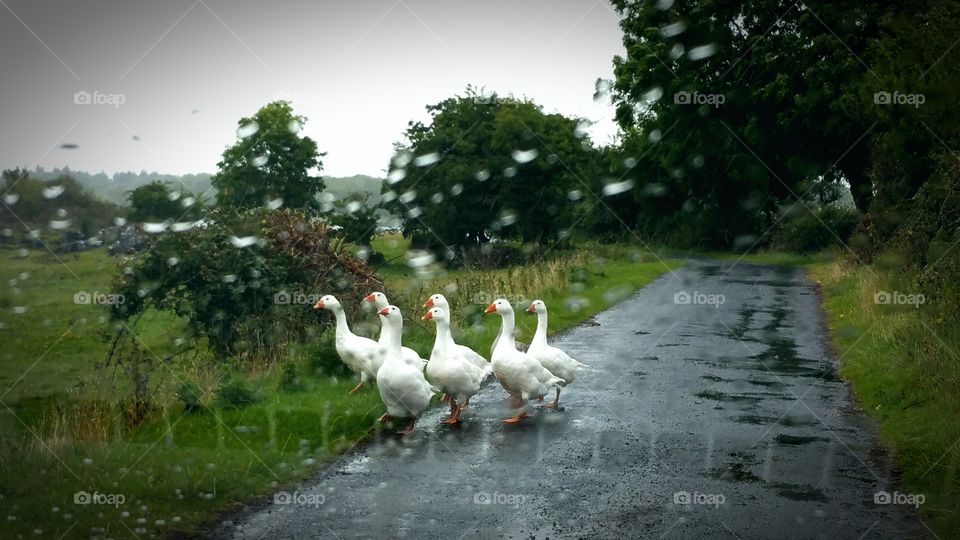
774 433 830 446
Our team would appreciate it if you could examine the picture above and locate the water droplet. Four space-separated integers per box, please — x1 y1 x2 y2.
512 149 539 164
115 217 127 226
287 119 302 134
413 152 440 167
229 236 258 248
167 257 180 266
237 122 259 138
648 129 663 143
660 21 686 37
503 166 517 177
393 151 412 168
642 87 664 104
669 43 685 60
222 274 237 283
42 185 65 199
405 250 435 268
574 120 592 138
624 157 637 168
643 183 667 197
3 194 18 205
406 207 422 218
450 183 463 196
692 155 705 168
142 222 168 233
602 180 635 197
387 169 406 184
265 197 283 210
474 169 490 181
49 219 71 230
498 210 517 227
170 221 198 232
430 192 443 204
688 43 718 61
568 190 583 201
345 200 362 213
252 155 268 167
656 0 674 9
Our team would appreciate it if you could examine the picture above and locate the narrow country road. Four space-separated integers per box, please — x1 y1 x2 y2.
216 260 926 539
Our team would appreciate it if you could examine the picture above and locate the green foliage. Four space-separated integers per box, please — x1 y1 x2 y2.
770 206 858 254
127 180 200 222
110 207 383 359
385 87 594 251
176 380 204 413
215 375 260 409
212 101 326 212
278 362 305 393
303 329 347 376
0 168 124 236
328 197 381 249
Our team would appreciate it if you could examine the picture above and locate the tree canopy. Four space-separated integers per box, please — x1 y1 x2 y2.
212 101 325 213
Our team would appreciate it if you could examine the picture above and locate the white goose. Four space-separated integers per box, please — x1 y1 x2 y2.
526 299 587 408
422 293 493 374
313 295 385 394
376 305 436 434
364 292 427 370
485 298 565 423
422 306 490 424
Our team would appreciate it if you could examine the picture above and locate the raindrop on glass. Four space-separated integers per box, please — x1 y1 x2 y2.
2 193 18 205
237 122 259 138
387 169 406 184
450 183 463 196
474 169 490 182
252 155 268 167
602 180 635 197
229 236 259 248
42 185 65 199
688 43 718 61
142 222 168 234
660 21 686 37
413 152 440 167
512 149 539 164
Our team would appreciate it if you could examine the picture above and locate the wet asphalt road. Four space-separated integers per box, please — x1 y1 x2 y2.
217 261 927 539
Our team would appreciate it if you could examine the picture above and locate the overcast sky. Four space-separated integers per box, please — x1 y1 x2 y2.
0 0 625 178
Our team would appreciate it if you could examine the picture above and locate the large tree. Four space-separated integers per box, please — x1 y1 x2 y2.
386 88 594 250
608 0 885 246
212 101 325 212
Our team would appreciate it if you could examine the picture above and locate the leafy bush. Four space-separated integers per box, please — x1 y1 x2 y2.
304 329 347 376
109 207 383 362
279 363 305 393
176 381 204 413
770 206 858 254
215 376 259 409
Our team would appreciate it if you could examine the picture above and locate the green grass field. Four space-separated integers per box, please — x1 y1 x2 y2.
809 260 960 536
0 238 681 538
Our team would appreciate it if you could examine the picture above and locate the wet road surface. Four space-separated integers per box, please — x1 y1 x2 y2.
217 261 927 539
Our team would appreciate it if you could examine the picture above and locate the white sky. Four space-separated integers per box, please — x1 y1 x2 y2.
0 0 625 178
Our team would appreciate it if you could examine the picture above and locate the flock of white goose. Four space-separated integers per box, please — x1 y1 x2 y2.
312 293 586 434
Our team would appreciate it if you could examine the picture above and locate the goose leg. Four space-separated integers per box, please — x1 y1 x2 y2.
440 398 460 424
542 388 561 409
399 417 418 434
348 381 365 394
441 393 450 402
378 413 389 423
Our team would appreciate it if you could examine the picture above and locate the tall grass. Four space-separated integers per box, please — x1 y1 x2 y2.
810 260 960 537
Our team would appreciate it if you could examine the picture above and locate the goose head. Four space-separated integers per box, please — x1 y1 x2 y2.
363 291 389 309
484 298 514 316
422 293 449 309
421 306 449 323
526 299 546 314
313 294 341 311
377 304 403 327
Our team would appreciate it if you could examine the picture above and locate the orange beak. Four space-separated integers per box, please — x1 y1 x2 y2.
526 303 536 313
421 310 433 321
377 307 390 316
313 300 325 309
423 297 434 308
484 303 497 314
363 293 376 302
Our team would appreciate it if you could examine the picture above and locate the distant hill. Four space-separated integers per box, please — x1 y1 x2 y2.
26 167 384 207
